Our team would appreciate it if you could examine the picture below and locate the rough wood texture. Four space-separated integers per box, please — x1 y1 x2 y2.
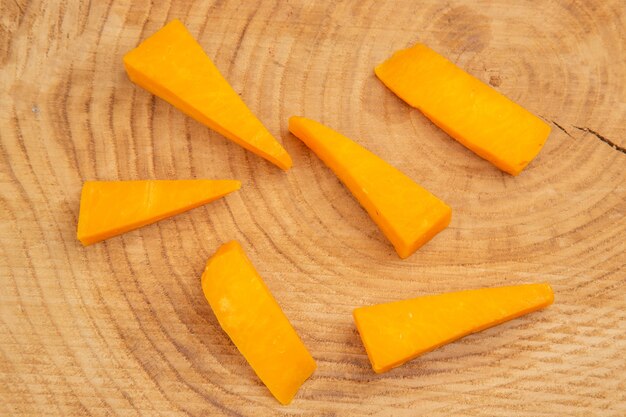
1 1 625 415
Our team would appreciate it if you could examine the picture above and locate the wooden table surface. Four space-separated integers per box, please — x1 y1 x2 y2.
2 1 625 415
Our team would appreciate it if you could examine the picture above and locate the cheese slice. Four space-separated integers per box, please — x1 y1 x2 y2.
201 241 316 405
289 116 451 258
124 19 292 170
354 283 554 373
376 43 551 175
77 179 240 245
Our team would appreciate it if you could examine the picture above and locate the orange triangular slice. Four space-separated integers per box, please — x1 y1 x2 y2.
353 283 554 373
289 116 451 258
124 19 292 170
201 241 316 405
376 43 551 175
77 179 240 245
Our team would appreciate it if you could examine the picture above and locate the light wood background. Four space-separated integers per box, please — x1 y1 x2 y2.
2 0 625 415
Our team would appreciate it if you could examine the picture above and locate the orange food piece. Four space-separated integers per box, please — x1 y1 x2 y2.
77 179 240 246
201 241 316 405
375 43 551 175
124 19 292 170
288 116 451 258
354 283 554 373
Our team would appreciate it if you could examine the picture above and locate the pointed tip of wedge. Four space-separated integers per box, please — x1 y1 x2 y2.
76 234 93 247
537 282 555 306
372 365 387 374
223 179 242 192
394 200 452 259
220 240 243 252
160 18 186 34
288 115 308 131
275 150 293 171
373 63 384 79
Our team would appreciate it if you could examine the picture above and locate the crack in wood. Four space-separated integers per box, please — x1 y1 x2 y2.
572 126 626 155
541 116 625 155
550 120 573 138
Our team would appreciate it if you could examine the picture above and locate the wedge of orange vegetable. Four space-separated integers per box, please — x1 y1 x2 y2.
201 241 316 405
353 283 554 373
375 43 551 175
288 116 451 258
124 19 292 170
77 179 240 246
